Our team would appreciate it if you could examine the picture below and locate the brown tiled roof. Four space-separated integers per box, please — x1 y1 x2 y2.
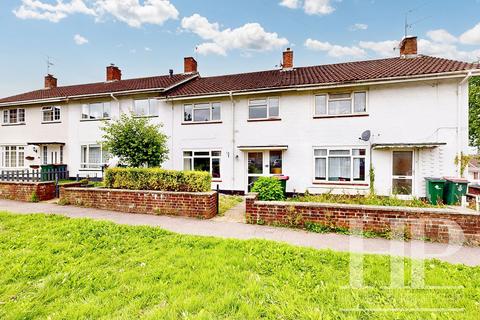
166 56 478 98
0 74 197 105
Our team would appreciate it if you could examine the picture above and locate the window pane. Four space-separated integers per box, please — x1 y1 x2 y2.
392 179 412 195
211 151 221 157
352 149 366 156
81 146 87 167
353 158 365 181
393 151 413 176
89 146 101 167
10 146 16 167
212 103 221 120
19 149 25 167
269 151 282 174
329 150 350 156
194 108 210 122
149 100 158 116
315 95 327 115
328 157 351 181
193 157 210 172
9 109 17 123
328 100 351 115
183 158 192 171
250 99 267 106
315 158 326 180
314 149 327 156
54 107 61 120
183 151 192 157
43 107 52 122
269 98 279 117
90 103 103 119
103 103 111 118
354 92 366 113
82 105 89 119
3 110 8 123
18 109 25 122
194 151 209 156
134 100 149 116
248 152 263 174
329 93 351 99
184 105 193 121
212 158 221 178
249 106 267 119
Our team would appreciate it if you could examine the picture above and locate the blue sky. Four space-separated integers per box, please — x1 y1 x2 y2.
1 0 480 97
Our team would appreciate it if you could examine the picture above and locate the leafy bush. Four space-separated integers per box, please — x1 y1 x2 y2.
251 177 284 201
104 167 211 192
29 191 39 203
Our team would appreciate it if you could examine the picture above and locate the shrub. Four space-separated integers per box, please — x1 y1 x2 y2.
29 191 39 203
104 167 211 192
251 177 284 201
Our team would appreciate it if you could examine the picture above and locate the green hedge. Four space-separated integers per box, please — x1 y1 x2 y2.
104 168 211 192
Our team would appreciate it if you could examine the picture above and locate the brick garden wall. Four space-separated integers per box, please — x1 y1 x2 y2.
0 181 56 202
246 194 480 245
60 187 218 219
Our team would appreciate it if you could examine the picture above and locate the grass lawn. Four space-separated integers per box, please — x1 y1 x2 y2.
288 193 441 208
0 212 479 319
218 195 243 215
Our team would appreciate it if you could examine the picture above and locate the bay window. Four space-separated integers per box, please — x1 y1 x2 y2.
184 102 221 122
248 97 279 120
133 99 158 117
314 148 366 182
82 102 111 120
80 144 109 169
183 150 221 179
42 106 61 122
1 146 25 168
314 91 367 116
2 108 25 125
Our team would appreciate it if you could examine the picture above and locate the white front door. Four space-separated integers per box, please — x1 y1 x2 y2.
246 150 283 192
392 150 414 196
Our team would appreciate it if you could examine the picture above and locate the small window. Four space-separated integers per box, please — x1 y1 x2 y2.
42 106 61 122
183 102 221 122
248 97 280 120
183 150 221 179
134 99 158 117
80 144 109 169
82 102 111 120
2 108 25 125
314 91 367 116
314 147 367 183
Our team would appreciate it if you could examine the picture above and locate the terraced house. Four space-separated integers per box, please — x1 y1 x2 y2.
1 36 479 197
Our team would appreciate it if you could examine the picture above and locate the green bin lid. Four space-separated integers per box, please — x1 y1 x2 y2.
443 177 469 183
424 177 445 182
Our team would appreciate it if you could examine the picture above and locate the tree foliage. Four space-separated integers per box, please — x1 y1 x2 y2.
469 76 480 148
101 115 169 168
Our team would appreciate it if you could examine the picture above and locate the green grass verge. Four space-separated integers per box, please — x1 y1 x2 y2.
0 212 479 319
218 195 243 215
288 193 441 208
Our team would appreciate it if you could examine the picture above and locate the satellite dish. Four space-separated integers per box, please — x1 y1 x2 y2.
360 130 371 142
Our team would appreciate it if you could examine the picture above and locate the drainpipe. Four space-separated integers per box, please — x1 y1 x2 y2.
456 71 473 177
229 91 236 191
110 93 118 120
170 99 175 170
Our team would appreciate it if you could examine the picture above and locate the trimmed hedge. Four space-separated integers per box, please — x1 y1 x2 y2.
104 168 211 192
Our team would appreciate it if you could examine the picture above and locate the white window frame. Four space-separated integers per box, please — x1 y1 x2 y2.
133 99 158 117
248 97 280 120
2 108 25 125
183 150 221 179
80 144 109 170
183 102 221 123
313 147 367 184
314 91 368 117
42 106 61 123
1 145 26 168
81 102 111 120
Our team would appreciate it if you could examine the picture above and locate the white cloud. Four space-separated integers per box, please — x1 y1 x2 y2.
13 0 95 23
305 38 365 57
426 29 457 44
279 0 334 15
181 14 289 56
460 22 480 45
144 47 152 51
350 23 368 31
419 39 480 61
73 34 89 45
13 0 179 27
359 40 398 57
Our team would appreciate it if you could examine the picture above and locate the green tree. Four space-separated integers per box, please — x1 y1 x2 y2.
101 114 169 167
469 76 480 148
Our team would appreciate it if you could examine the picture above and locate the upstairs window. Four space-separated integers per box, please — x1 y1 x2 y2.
184 102 221 122
82 102 111 120
2 108 25 125
42 106 61 122
314 91 367 116
314 148 366 182
248 97 279 120
183 150 221 179
133 99 158 117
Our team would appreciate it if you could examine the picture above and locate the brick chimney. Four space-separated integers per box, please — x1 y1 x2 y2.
282 48 293 70
44 74 57 89
399 36 418 57
106 64 122 81
184 57 198 73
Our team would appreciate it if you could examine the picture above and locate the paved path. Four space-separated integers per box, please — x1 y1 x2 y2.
212 199 246 223
1 199 480 266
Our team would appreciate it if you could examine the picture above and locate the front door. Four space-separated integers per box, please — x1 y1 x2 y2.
392 150 413 195
246 150 283 191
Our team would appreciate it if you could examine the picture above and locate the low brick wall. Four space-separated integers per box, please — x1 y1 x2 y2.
246 193 480 245
60 187 218 219
0 181 56 202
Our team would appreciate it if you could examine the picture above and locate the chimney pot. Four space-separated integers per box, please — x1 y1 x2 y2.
184 57 198 74
282 48 293 70
106 64 122 81
44 74 57 89
399 36 418 57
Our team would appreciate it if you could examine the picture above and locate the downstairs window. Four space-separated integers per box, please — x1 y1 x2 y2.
314 148 366 182
183 150 221 179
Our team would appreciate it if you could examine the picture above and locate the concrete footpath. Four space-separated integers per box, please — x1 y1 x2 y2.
1 199 480 266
